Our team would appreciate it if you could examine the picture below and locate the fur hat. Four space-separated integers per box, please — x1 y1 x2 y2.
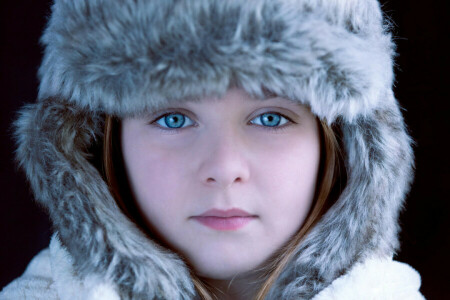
14 0 413 298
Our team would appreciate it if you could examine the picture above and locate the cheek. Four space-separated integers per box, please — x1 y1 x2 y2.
255 132 320 188
252 131 321 232
121 131 188 223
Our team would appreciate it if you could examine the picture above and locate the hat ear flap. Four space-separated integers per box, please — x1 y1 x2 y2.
268 92 414 297
14 99 196 298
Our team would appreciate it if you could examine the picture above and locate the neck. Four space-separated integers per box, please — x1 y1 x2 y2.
202 271 266 300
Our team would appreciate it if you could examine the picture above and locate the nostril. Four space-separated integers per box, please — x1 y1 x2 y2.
205 177 242 185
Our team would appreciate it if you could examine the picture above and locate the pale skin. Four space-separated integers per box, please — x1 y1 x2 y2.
121 88 321 299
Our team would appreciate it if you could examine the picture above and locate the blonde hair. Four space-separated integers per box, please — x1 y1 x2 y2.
103 115 344 300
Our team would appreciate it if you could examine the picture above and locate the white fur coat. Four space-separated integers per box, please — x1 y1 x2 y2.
1 235 424 300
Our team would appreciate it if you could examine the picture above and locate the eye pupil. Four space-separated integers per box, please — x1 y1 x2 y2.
165 114 185 128
261 113 281 127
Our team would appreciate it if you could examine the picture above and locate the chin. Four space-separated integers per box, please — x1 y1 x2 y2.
190 256 258 280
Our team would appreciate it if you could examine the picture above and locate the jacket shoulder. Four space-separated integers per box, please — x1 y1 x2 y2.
0 235 121 300
312 256 425 300
0 248 58 299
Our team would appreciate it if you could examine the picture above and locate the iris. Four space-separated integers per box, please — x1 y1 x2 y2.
164 114 185 128
260 113 281 127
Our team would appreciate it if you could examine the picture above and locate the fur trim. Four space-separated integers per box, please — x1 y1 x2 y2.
14 0 414 298
312 255 424 299
14 100 195 299
0 237 423 300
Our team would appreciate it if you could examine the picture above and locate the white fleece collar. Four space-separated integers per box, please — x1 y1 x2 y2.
49 235 120 300
49 236 423 299
313 255 424 300
1 235 424 299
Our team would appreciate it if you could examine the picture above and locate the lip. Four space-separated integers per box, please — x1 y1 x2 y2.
191 208 257 231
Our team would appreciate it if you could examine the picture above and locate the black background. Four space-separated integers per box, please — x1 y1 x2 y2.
1 1 449 299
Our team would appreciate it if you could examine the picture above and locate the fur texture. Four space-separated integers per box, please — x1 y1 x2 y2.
14 0 414 298
0 236 424 300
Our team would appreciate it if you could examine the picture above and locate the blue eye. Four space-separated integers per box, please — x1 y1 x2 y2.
153 111 291 131
155 113 194 129
250 113 289 127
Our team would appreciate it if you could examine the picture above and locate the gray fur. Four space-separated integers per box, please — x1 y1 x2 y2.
14 0 414 299
38 0 394 122
14 100 195 299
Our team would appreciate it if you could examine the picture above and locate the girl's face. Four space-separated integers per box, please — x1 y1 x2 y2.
121 88 320 280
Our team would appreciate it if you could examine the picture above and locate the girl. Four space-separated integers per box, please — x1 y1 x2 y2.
1 0 424 299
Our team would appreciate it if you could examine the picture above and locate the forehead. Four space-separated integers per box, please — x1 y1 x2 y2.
135 88 310 119
182 89 306 111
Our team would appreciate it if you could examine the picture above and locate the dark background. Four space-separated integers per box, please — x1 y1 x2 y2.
1 1 449 299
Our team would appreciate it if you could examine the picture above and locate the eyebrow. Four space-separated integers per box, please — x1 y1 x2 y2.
259 96 304 108
261 87 278 99
145 93 305 116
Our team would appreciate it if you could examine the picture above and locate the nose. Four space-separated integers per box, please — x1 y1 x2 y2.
197 128 250 189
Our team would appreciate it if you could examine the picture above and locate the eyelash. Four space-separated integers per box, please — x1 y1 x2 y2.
150 111 295 133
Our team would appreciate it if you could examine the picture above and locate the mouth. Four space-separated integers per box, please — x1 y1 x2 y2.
191 208 257 231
